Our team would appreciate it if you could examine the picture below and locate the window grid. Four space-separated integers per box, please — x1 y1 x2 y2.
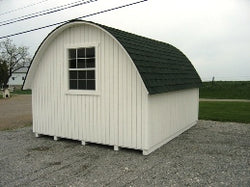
68 47 95 90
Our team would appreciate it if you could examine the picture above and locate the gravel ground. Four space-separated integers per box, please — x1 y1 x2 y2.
0 120 249 186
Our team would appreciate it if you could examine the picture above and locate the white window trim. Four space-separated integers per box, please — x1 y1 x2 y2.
65 42 100 96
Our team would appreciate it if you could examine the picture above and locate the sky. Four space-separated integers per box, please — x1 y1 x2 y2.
0 0 249 81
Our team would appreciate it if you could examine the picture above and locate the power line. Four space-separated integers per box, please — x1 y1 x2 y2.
0 0 98 27
0 0 50 17
0 0 148 40
0 0 90 25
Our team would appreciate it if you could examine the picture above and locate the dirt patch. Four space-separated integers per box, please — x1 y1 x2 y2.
0 95 32 130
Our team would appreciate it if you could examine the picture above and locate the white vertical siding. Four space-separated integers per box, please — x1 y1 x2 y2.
146 88 199 153
31 23 148 150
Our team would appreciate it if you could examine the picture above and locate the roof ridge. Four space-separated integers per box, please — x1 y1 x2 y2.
96 22 175 47
92 21 201 94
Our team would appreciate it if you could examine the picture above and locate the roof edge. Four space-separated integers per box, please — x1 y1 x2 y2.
23 20 149 94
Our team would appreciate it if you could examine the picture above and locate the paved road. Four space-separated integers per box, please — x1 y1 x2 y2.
200 98 250 102
0 95 32 130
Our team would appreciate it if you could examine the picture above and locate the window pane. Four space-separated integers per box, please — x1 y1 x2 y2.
78 71 86 79
70 80 77 89
86 47 95 58
69 71 77 79
87 70 95 79
69 47 96 90
69 59 76 68
87 80 95 90
77 48 85 58
77 59 86 68
78 80 86 89
69 49 76 59
86 58 95 68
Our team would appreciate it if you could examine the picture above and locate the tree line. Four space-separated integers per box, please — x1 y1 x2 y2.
0 39 31 89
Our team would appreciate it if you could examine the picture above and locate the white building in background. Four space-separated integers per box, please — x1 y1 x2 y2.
8 67 28 88
23 20 201 155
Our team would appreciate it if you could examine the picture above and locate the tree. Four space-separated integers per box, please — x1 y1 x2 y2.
0 38 31 88
0 61 8 88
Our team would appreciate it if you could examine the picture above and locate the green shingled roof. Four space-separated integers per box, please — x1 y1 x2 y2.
96 22 202 94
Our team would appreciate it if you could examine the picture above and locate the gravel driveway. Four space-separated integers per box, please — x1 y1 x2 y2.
0 120 249 186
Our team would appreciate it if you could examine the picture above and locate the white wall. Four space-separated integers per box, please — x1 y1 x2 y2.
31 22 148 150
145 88 199 154
8 72 26 86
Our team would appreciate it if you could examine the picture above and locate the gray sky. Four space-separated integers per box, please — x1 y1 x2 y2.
0 0 249 81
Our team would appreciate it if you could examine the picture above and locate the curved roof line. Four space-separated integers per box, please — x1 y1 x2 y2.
23 21 72 90
23 20 145 91
23 20 201 94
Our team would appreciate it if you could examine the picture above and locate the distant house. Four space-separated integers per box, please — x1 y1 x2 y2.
23 20 201 155
8 67 28 88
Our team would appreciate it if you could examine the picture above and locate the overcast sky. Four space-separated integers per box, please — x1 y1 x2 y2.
0 0 249 81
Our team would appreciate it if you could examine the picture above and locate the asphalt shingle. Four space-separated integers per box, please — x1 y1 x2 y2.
97 23 202 94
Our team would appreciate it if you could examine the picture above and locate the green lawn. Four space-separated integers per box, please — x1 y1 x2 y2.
200 81 250 99
199 101 250 123
12 89 31 95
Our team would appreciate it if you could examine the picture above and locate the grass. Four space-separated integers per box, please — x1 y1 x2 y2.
199 101 250 123
199 81 250 123
12 89 31 95
200 81 250 99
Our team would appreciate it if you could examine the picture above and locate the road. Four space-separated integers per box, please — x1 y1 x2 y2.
0 95 32 130
200 98 250 102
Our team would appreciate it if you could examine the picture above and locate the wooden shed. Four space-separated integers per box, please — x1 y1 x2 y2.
23 20 201 155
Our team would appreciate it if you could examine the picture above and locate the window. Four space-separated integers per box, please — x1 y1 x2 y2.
68 47 95 90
